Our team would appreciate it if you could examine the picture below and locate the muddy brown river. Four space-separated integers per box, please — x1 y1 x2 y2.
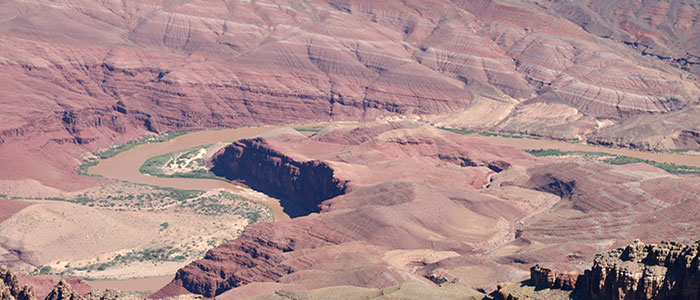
90 123 700 221
89 125 292 220
85 122 699 292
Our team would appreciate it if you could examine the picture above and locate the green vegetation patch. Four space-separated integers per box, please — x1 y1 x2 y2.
293 126 325 133
178 191 269 222
31 183 203 211
52 246 189 276
139 144 223 180
525 149 700 175
436 126 540 140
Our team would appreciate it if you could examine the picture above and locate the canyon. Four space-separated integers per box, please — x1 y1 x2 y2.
497 240 700 300
1 0 700 191
149 122 699 299
0 0 699 299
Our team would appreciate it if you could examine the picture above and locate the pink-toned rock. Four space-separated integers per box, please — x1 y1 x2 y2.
0 0 699 190
0 199 31 223
152 123 700 299
530 265 580 290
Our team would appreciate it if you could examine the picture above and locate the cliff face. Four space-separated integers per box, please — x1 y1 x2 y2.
500 241 700 300
2 0 700 190
210 138 347 217
155 124 700 299
586 240 700 300
0 267 34 300
530 265 580 291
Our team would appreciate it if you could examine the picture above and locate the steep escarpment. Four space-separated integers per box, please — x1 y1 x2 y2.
153 123 700 299
586 240 700 300
2 0 700 189
1 266 34 300
498 240 700 300
210 138 347 217
153 124 540 299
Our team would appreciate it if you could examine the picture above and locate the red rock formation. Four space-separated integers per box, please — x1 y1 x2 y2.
210 138 348 217
153 123 700 299
504 240 700 300
1 266 35 300
536 0 700 78
0 200 31 223
1 0 699 189
151 124 539 298
496 161 700 274
529 265 580 290
590 106 700 151
586 240 700 300
15 277 90 300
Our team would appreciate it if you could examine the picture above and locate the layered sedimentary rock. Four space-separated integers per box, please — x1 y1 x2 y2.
533 0 700 78
529 265 580 290
152 123 700 299
210 138 347 217
589 106 700 150
586 240 700 300
1 266 34 300
1 0 699 189
498 240 700 300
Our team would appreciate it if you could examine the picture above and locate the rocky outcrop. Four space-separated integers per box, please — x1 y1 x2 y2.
210 138 347 217
152 124 541 299
492 281 574 300
153 124 700 299
1 0 700 191
530 265 580 290
245 282 486 300
0 266 34 300
585 240 700 300
502 241 700 300
44 281 79 300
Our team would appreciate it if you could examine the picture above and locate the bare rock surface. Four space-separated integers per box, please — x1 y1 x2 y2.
530 265 580 290
1 266 34 300
1 0 699 189
245 282 486 300
152 123 700 299
586 240 700 300
497 240 700 300
44 281 80 300
0 200 31 224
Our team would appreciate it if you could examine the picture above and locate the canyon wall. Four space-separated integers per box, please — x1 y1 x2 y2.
153 124 700 299
2 0 700 189
210 138 347 217
586 240 700 300
499 240 700 300
1 266 34 300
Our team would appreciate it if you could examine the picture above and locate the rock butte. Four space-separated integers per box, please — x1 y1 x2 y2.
0 0 699 190
148 122 699 299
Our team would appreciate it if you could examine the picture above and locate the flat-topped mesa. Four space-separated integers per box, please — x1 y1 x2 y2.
586 240 700 300
209 138 347 218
